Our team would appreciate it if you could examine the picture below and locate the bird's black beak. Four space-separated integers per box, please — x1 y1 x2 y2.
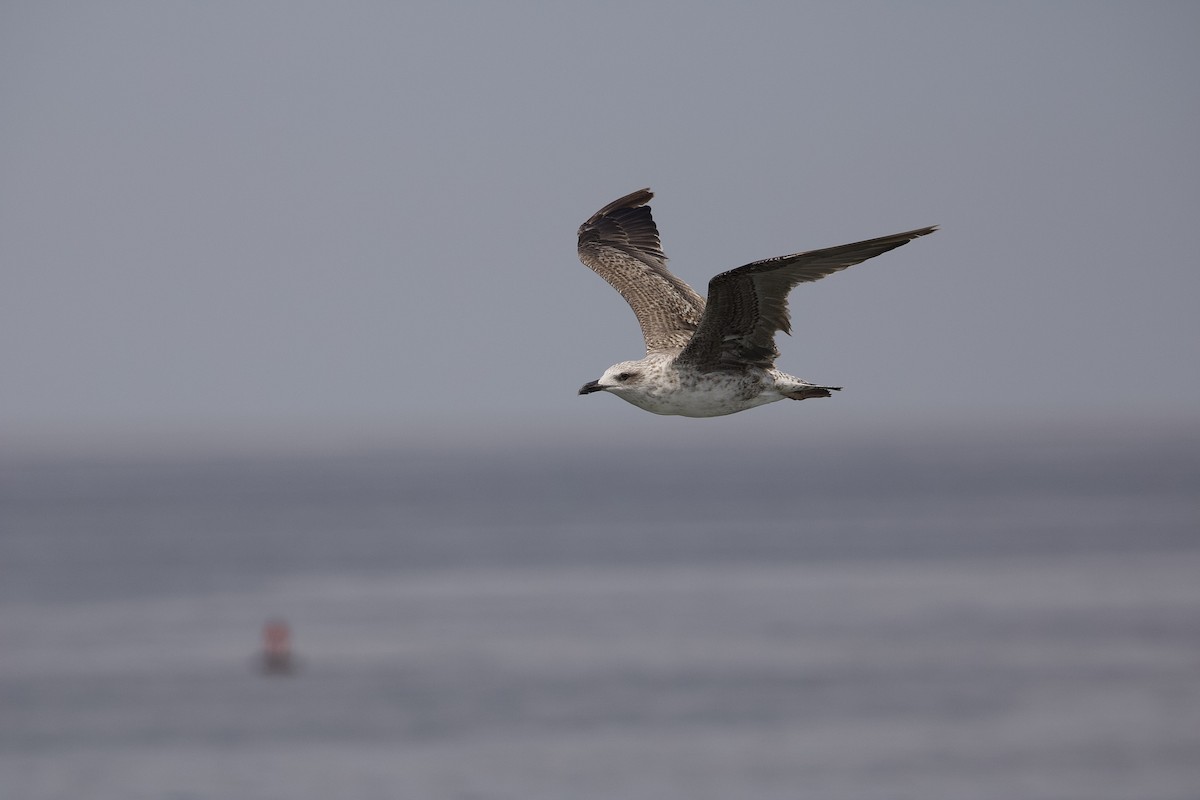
578 379 604 395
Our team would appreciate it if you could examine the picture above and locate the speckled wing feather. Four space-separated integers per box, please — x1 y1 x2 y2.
577 189 706 354
677 226 938 369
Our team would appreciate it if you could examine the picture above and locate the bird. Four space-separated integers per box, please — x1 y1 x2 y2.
576 188 936 417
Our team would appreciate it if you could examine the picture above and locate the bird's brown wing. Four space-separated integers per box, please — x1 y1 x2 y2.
577 188 706 354
676 226 938 369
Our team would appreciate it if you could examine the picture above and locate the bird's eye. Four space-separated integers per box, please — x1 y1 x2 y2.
617 372 634 382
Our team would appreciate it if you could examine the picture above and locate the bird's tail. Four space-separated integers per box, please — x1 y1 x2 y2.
782 385 841 401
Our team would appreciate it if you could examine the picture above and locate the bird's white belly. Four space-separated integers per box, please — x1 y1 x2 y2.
619 374 783 418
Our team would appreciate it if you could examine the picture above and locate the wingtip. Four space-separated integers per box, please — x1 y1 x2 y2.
585 188 654 225
891 224 938 245
620 187 653 207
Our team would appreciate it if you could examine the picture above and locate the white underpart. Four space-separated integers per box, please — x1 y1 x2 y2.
595 354 819 418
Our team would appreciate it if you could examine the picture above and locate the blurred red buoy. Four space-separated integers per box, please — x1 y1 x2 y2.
261 619 295 675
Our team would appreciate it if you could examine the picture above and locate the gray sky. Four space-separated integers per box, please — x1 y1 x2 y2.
3 2 1198 455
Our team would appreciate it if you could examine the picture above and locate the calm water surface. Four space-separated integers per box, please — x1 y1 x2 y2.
2 429 1198 799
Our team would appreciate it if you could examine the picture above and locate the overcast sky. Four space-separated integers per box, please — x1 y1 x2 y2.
2 2 1197 455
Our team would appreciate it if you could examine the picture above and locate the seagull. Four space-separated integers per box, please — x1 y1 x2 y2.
576 188 936 417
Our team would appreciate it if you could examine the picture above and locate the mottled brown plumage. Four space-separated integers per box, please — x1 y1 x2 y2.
576 189 704 352
575 188 936 417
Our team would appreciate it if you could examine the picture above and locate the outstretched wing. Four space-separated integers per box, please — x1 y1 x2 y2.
676 226 937 369
577 188 706 353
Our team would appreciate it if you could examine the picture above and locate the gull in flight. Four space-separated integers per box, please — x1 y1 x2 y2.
576 188 936 417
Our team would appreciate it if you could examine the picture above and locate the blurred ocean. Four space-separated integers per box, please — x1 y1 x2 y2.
2 427 1198 800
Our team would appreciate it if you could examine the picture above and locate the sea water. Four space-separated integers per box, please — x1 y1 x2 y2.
2 428 1198 799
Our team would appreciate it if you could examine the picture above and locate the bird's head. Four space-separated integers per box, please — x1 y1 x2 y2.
578 361 647 397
